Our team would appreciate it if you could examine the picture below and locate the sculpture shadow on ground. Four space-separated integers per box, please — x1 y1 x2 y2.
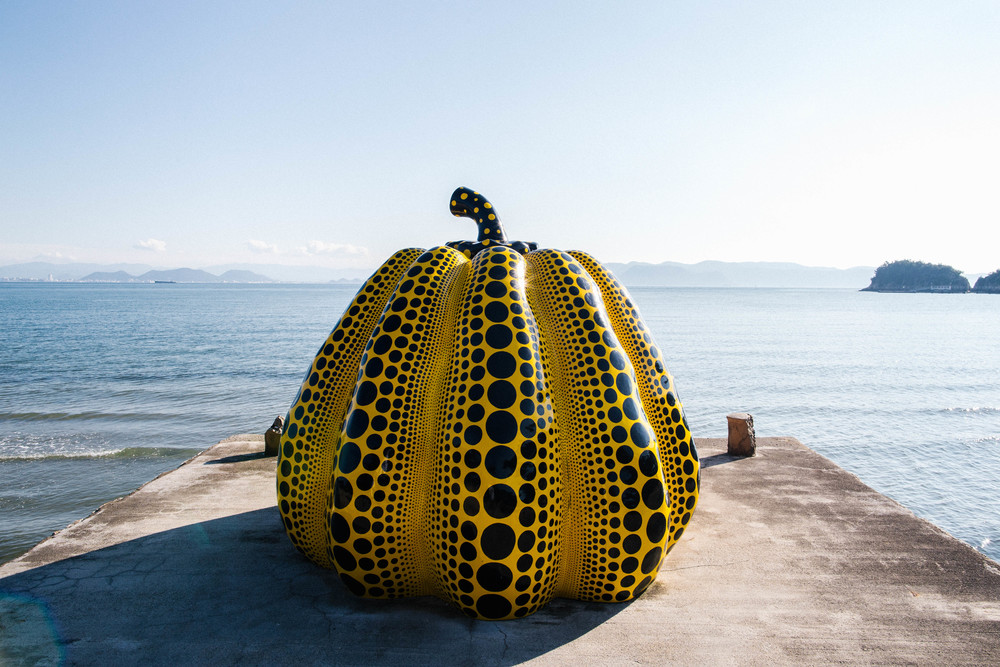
0 506 632 665
698 452 745 469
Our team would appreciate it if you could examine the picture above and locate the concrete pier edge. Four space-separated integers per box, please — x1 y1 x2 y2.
1 435 998 665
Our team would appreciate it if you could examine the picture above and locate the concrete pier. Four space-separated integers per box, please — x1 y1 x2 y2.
2 435 998 665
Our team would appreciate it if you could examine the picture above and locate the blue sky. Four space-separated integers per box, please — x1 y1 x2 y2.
3 1 999 273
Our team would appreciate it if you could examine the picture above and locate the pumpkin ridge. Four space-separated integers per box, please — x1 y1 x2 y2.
325 246 466 598
522 251 579 599
568 251 700 553
422 256 471 598
525 249 670 603
277 247 424 567
432 246 563 619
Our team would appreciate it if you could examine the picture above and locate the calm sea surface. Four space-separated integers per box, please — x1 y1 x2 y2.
1 282 998 565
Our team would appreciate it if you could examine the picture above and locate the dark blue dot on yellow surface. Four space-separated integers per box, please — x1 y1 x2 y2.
481 523 516 559
487 381 516 409
476 562 513 592
485 445 517 478
487 352 516 378
484 483 517 518
476 594 512 619
485 411 517 443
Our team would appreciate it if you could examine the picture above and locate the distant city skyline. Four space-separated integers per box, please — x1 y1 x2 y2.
3 2 999 274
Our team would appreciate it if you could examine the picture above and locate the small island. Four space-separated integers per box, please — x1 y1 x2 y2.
972 269 1000 294
861 260 970 293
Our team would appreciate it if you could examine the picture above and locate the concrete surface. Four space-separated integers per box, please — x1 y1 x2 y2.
1 435 998 666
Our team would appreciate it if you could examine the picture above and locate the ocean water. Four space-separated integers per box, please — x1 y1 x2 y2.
1 282 998 565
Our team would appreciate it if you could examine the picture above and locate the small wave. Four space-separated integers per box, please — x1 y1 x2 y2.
0 446 204 462
0 411 179 423
943 406 1000 414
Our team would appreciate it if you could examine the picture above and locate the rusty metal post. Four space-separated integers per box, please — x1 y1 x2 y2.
727 412 756 456
264 416 284 456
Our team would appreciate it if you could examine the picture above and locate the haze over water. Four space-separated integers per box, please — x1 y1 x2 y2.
1 282 997 565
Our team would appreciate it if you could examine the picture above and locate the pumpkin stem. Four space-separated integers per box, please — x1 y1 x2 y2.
450 187 508 244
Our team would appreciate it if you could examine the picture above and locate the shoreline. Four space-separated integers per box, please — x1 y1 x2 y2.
2 434 998 664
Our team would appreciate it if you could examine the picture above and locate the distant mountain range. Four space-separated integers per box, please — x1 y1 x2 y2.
0 262 366 283
603 260 879 288
82 268 274 283
6 259 980 289
0 263 274 283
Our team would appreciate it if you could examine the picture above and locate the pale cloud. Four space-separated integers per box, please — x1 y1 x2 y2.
248 239 280 254
135 238 167 252
301 241 369 257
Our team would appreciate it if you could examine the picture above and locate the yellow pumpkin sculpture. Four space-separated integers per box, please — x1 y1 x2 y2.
277 188 699 619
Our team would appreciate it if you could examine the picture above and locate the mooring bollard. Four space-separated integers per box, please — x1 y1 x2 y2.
727 412 756 456
264 416 284 456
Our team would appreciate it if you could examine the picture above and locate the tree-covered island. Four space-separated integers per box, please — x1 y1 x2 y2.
861 260 971 293
972 269 1000 294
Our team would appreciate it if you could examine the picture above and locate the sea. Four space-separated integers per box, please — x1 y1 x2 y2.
1 281 998 566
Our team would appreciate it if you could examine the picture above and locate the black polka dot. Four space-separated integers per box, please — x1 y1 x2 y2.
620 465 638 484
476 594 512 619
623 510 642 531
338 442 361 473
642 478 665 509
517 530 535 552
485 301 508 323
487 352 516 379
646 512 667 542
631 422 650 448
345 410 369 439
330 513 350 543
356 381 377 405
622 488 641 509
365 357 383 378
518 506 535 527
333 477 353 508
465 472 481 492
485 324 513 349
485 411 517 444
461 521 478 540
333 545 358 571
641 546 662 574
483 483 517 518
638 450 658 476
616 373 632 396
485 281 506 298
476 563 513 592
485 445 517 479
481 523 516 559
464 425 482 446
487 381 516 409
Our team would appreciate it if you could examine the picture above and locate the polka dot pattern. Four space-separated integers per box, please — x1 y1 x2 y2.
569 251 700 553
277 247 424 567
325 245 466 599
447 187 537 259
277 190 699 620
525 249 672 602
432 246 561 619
